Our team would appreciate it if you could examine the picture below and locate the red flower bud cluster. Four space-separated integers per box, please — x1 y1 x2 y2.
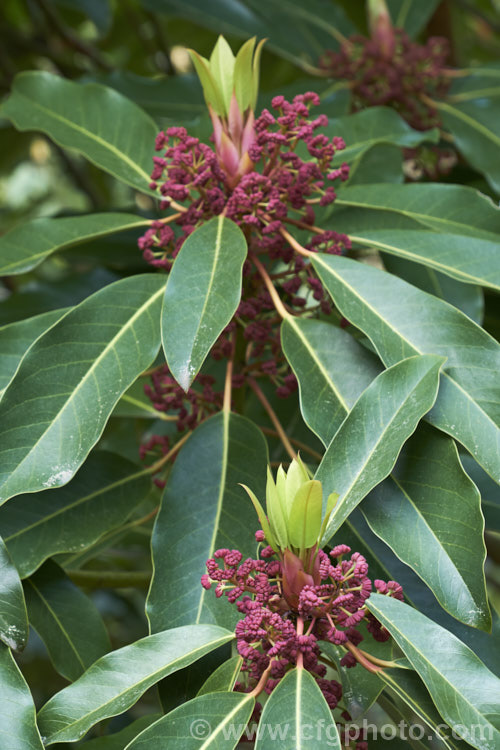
202 539 403 709
321 30 450 131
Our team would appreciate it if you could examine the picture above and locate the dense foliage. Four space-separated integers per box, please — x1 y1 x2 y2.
0 1 499 748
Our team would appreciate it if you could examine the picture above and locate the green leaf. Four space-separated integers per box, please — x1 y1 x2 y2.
147 412 268 632
233 37 256 112
281 317 382 446
0 213 147 276
197 655 243 696
0 535 27 651
327 107 439 165
1 72 157 194
37 624 234 745
266 466 289 549
188 50 226 117
0 275 165 503
0 309 69 397
162 216 247 390
437 96 500 194
209 36 235 113
316 355 444 541
254 668 341 750
81 716 163 750
240 484 278 552
288 480 323 549
335 183 500 240
367 594 500 750
461 454 500 533
0 643 44 749
0 451 151 578
386 0 441 37
313 254 500 483
382 254 484 324
125 692 255 749
24 560 110 681
362 425 490 630
348 230 500 291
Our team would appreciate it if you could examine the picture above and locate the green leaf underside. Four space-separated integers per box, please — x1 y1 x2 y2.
313 254 500 483
254 668 341 749
362 425 490 630
335 183 500 240
281 318 382 446
367 595 500 750
0 213 147 276
0 535 28 651
37 624 234 745
162 216 247 390
0 274 165 503
24 560 110 681
316 355 444 540
125 692 254 749
0 309 70 396
0 451 151 578
0 644 44 750
1 72 157 194
147 412 268 632
327 107 439 164
349 230 500 291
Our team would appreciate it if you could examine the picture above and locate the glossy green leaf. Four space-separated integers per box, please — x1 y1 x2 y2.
335 183 500 240
0 644 44 749
282 318 382 446
37 624 234 745
362 425 490 630
0 451 151 578
316 355 444 541
266 466 289 549
209 36 235 112
0 213 147 276
254 668 341 750
386 0 441 37
367 594 500 750
437 97 500 194
288 480 323 549
147 412 268 632
24 560 110 681
382 254 484 324
125 692 255 749
0 275 165 503
313 254 500 483
82 715 163 750
162 216 247 390
461 454 500 533
197 655 243 696
1 72 157 193
327 107 439 165
0 309 69 396
0 535 27 651
349 230 500 291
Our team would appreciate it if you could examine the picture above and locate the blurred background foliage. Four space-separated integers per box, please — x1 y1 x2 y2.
1 1 499 743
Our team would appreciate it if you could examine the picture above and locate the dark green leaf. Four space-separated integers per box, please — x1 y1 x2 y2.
1 72 157 193
281 318 382 446
386 0 441 37
0 213 148 276
313 254 500 483
125 692 255 749
254 668 341 749
24 560 110 681
37 624 234 745
0 535 27 651
147 412 268 631
162 216 247 390
316 355 444 540
0 644 44 749
197 655 243 696
362 425 490 630
367 594 500 750
0 309 69 396
0 275 165 502
0 451 151 578
81 716 163 750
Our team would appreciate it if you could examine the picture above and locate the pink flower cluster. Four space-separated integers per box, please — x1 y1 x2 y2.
321 30 450 131
202 539 403 706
